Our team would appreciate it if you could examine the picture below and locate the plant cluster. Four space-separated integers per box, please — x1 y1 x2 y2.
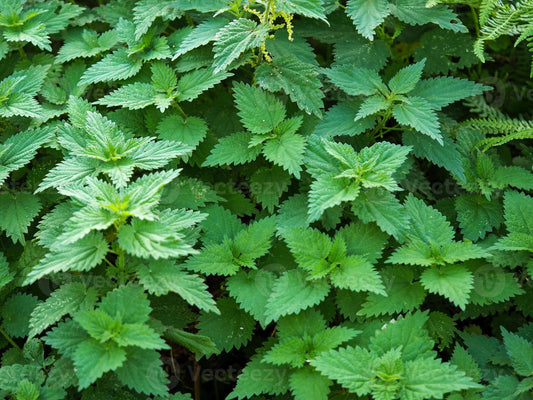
0 0 532 399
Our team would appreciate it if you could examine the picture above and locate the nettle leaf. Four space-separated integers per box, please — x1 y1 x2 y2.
115 347 169 396
24 232 109 285
227 269 276 328
262 132 307 178
0 192 41 244
203 131 262 167
213 18 270 72
56 29 118 63
29 282 98 338
493 191 533 253
0 127 53 184
306 138 410 222
275 0 327 21
346 0 390 40
197 297 256 352
250 166 291 212
79 49 144 85
256 54 324 116
227 339 291 399
74 339 127 390
409 77 488 110
324 65 387 96
2 293 40 338
173 17 229 59
359 267 426 316
501 328 533 377
136 260 218 313
265 269 330 322
420 264 474 310
455 194 503 241
389 0 468 33
233 82 286 134
392 96 442 143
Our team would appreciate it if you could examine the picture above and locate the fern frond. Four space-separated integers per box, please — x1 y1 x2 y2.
463 116 533 150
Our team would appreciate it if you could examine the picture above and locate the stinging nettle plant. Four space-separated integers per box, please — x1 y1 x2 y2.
0 0 532 399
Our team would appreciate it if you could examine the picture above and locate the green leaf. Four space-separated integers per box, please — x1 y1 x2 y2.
115 347 169 395
203 131 262 166
404 194 454 245
213 18 270 72
330 256 386 295
308 173 360 222
311 346 378 396
184 244 239 276
491 166 533 191
402 129 465 180
359 267 426 316
420 264 474 309
95 82 158 110
389 0 468 33
275 0 327 21
79 49 143 85
0 126 53 186
117 218 196 260
16 380 40 400
501 191 533 235
290 367 332 400
227 269 276 328
262 132 307 178
0 192 41 244
401 357 482 399
136 260 218 313
42 320 89 359
255 54 324 116
197 297 256 352
227 341 291 399
501 328 533 376
29 282 98 338
2 293 40 338
352 188 408 240
392 96 442 143
177 68 232 102
455 194 503 241
410 76 488 110
283 227 332 277
325 65 387 96
173 17 229 59
355 94 390 120
233 217 277 262
388 59 426 94
73 339 127 389
233 82 286 134
56 29 118 63
313 101 377 137
165 328 220 359
100 285 152 325
265 269 330 321
346 0 390 40
250 166 292 211
24 232 109 285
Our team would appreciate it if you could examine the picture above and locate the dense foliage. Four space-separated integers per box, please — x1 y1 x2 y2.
0 0 532 399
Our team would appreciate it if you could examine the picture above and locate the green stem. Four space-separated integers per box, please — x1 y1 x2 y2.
17 44 27 61
0 326 21 351
172 101 188 119
117 249 126 285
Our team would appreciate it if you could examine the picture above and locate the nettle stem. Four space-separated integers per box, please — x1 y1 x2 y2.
0 326 21 351
172 101 188 119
